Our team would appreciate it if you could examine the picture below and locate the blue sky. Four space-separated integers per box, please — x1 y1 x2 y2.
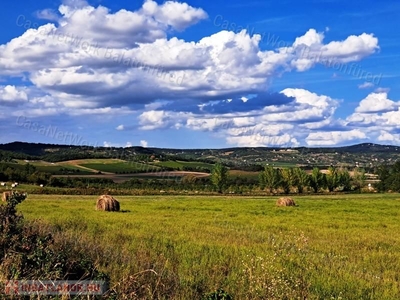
1 0 400 148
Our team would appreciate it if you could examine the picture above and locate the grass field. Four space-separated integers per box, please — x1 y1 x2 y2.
268 161 301 168
9 160 93 174
152 160 214 170
80 162 158 173
17 194 400 299
13 159 159 174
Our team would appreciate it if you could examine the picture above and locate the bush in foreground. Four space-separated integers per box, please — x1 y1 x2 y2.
0 192 109 299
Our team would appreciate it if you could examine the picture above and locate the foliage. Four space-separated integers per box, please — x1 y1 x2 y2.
0 163 51 184
338 168 352 191
211 163 228 193
279 168 295 194
203 288 233 300
0 149 34 162
309 167 325 193
325 167 340 192
352 167 366 192
292 167 309 193
376 160 400 192
4 141 400 173
0 191 109 296
181 174 199 185
259 165 281 193
375 165 391 192
49 176 115 188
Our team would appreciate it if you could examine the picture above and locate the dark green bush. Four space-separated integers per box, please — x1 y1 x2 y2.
203 288 233 300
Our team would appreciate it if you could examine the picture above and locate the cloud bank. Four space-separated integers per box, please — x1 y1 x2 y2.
0 0 394 147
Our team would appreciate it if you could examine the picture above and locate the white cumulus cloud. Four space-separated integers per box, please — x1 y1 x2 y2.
140 140 148 147
306 129 367 146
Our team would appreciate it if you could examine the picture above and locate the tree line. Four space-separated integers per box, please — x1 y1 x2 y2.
210 163 368 194
0 163 50 185
375 160 400 192
258 165 366 194
2 160 400 195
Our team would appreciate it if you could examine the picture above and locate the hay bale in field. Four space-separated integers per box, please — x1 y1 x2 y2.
2 190 27 203
276 197 296 207
96 195 120 212
2 191 12 202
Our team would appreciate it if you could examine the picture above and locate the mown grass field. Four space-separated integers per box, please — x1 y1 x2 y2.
152 160 214 170
62 159 126 164
80 161 158 173
8 160 92 174
18 194 400 299
17 159 157 174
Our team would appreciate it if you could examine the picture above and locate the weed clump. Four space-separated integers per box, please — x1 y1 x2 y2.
203 288 233 299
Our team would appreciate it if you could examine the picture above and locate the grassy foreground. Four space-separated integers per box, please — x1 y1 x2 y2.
18 194 400 299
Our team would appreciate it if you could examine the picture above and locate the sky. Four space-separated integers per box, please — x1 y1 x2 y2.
0 0 400 149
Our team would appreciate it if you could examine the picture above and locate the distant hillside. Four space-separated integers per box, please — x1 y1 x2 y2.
1 141 400 170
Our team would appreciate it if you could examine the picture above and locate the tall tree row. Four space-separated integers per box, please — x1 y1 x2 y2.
259 166 359 194
259 165 280 193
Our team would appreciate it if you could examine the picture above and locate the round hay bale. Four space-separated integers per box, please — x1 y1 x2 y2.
96 195 120 212
2 191 12 202
276 197 296 207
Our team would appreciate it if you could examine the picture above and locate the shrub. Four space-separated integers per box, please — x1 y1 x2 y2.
0 192 109 296
203 288 233 300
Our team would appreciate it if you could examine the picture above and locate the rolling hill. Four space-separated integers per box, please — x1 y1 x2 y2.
1 142 400 171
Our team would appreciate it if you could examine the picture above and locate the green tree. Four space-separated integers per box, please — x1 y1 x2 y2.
338 168 351 191
259 165 281 194
352 167 366 192
309 167 325 193
280 168 294 194
24 163 37 175
375 164 391 192
325 166 340 192
386 161 400 192
373 161 400 192
211 163 228 193
28 171 51 185
293 167 310 193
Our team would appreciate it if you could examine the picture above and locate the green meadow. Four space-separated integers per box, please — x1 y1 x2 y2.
79 161 158 173
18 194 400 299
152 160 214 170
